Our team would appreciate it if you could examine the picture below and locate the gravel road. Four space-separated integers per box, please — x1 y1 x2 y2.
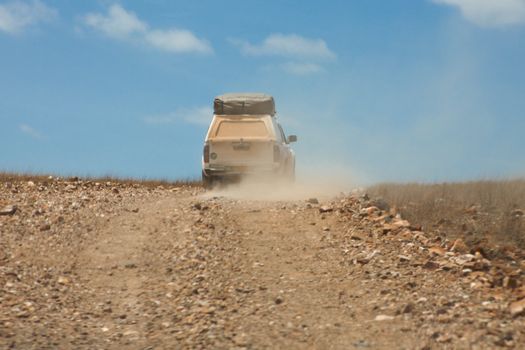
1 178 524 349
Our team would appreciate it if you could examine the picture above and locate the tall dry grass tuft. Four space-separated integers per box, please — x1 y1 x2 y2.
367 179 525 252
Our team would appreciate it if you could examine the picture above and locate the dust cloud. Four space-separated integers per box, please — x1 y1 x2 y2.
201 165 360 201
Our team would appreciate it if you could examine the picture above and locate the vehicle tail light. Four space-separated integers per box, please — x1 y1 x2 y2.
273 144 280 162
203 144 210 163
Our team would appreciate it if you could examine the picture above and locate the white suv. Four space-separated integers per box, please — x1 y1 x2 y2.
202 93 297 187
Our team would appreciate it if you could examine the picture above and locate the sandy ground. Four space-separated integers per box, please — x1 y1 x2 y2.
1 178 524 349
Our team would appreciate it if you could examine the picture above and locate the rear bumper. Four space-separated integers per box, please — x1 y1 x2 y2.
203 163 280 177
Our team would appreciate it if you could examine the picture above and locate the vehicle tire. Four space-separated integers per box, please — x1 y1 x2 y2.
202 171 213 189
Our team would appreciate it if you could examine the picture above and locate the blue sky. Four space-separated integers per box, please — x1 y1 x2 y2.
1 0 524 183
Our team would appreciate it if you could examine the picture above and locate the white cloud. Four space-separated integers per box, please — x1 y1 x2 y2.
145 29 212 54
83 4 146 39
231 34 335 76
19 123 43 139
281 62 323 76
0 0 57 34
433 0 525 27
83 4 212 54
232 33 336 60
143 106 212 126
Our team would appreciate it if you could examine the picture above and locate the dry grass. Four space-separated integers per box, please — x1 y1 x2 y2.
0 172 202 188
367 179 525 253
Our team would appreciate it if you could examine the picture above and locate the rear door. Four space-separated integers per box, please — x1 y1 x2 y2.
209 118 275 167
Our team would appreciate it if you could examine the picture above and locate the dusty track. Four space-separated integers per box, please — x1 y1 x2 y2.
1 179 524 349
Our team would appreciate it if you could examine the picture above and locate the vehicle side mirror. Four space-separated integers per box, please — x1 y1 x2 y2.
287 135 297 143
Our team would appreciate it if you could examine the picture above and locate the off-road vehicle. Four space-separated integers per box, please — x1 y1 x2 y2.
202 93 297 187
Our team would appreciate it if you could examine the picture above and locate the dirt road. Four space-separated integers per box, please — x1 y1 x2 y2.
1 179 524 349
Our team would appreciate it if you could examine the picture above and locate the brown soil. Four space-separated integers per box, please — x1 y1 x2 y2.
1 178 524 349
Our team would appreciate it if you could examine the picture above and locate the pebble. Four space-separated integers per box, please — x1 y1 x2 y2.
509 299 525 316
319 205 333 213
57 276 70 285
374 315 394 321
0 204 17 215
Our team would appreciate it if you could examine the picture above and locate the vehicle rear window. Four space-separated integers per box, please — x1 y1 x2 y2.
215 121 268 137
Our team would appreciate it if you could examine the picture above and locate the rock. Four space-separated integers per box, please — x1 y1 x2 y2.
422 260 440 270
192 202 208 211
370 198 390 211
509 299 525 316
0 204 17 216
436 334 453 343
350 232 364 240
382 224 395 233
123 330 139 337
319 205 333 213
452 254 475 266
428 246 446 256
503 276 519 289
192 202 202 210
40 223 51 231
514 286 525 299
383 219 411 233
409 224 422 231
232 333 249 346
398 255 411 262
511 209 524 217
400 303 414 314
382 215 393 223
437 261 456 271
124 262 137 269
391 219 411 230
463 257 491 271
275 296 284 305
355 258 370 265
374 315 394 321
352 340 370 348
450 238 468 253
307 198 319 204
361 206 379 216
413 231 428 244
58 276 70 285
33 208 45 216
65 184 77 192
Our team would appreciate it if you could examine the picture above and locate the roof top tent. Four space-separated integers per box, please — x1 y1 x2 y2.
213 93 276 116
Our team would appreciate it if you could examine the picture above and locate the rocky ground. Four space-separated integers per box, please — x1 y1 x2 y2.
1 177 525 349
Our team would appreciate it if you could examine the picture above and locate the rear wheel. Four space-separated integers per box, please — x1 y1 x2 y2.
202 171 214 189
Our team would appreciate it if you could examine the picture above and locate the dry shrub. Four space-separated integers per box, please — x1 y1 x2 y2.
367 179 525 251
